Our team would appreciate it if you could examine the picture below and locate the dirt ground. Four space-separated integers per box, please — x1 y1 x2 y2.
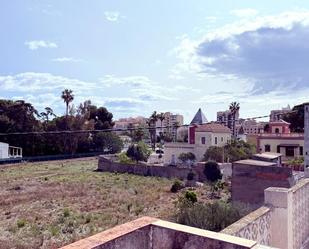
0 158 219 249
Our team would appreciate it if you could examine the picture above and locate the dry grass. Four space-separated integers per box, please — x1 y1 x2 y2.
0 158 223 249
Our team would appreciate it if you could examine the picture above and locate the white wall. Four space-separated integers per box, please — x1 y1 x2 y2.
0 142 9 159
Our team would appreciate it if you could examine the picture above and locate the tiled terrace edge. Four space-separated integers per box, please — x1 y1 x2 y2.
59 216 276 249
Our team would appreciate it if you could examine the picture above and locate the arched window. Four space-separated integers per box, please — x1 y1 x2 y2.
265 144 271 152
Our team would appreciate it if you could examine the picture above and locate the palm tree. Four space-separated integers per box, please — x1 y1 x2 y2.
158 112 165 140
229 102 240 138
149 111 158 150
61 89 74 117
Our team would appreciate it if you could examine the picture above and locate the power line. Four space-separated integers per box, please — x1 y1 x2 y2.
0 110 297 136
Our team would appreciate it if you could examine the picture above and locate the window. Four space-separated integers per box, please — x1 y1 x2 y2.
275 128 280 134
265 144 271 152
215 137 218 145
277 146 280 153
286 147 295 157
221 137 223 142
300 146 303 156
201 137 206 145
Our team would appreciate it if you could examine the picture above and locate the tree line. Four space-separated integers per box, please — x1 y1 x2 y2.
0 89 123 157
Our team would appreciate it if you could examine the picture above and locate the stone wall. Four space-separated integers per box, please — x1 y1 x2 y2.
221 206 272 246
98 156 207 181
232 161 294 205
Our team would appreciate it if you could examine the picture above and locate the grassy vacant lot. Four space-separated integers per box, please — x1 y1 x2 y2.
0 158 216 249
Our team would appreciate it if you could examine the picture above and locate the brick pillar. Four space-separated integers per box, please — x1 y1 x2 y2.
305 103 309 177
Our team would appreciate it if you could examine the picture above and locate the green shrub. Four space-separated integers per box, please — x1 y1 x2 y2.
126 142 151 163
16 219 26 228
63 208 70 217
184 191 197 203
171 180 184 193
204 161 222 182
175 199 245 232
118 152 134 164
178 152 196 164
203 146 224 162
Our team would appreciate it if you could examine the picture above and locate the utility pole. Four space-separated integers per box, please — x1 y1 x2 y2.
304 103 309 177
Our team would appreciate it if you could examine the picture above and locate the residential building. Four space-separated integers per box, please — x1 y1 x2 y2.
114 116 147 131
164 122 231 165
155 112 184 141
217 109 239 130
269 105 291 122
248 120 304 160
235 119 267 136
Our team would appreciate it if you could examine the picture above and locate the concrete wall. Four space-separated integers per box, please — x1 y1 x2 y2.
221 206 272 246
232 162 294 205
61 217 275 249
163 143 195 165
265 178 309 249
98 156 208 181
0 142 9 159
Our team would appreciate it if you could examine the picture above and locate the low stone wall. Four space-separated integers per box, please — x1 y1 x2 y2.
98 156 206 181
221 206 272 246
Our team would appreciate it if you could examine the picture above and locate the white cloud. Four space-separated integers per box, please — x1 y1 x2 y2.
173 10 309 94
104 11 121 22
25 40 58 50
52 57 83 63
0 72 95 93
230 8 259 18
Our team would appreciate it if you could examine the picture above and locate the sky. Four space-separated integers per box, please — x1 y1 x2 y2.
1 0 309 123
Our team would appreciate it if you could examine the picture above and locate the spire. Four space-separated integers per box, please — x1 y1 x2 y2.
190 108 208 125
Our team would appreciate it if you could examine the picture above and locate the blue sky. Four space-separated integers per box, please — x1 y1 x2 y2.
1 1 309 122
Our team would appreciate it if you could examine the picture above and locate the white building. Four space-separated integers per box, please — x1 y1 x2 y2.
164 122 231 165
0 142 22 159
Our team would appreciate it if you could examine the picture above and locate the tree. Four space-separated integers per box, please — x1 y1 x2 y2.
40 107 56 122
157 112 165 140
204 146 224 163
61 89 74 117
88 106 114 130
178 152 196 166
126 142 151 163
147 111 159 150
282 103 305 132
224 140 255 162
204 161 222 182
93 132 124 153
229 102 240 137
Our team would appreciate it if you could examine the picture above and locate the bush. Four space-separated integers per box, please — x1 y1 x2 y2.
203 146 224 162
63 208 70 217
175 199 246 232
184 191 197 203
93 132 124 154
17 219 26 228
204 161 222 182
178 152 196 165
126 141 151 163
187 171 196 181
171 180 184 193
118 152 134 164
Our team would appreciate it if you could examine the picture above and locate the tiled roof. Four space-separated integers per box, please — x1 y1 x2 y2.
195 123 231 133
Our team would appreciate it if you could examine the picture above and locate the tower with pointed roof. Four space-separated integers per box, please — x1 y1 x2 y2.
190 108 208 125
